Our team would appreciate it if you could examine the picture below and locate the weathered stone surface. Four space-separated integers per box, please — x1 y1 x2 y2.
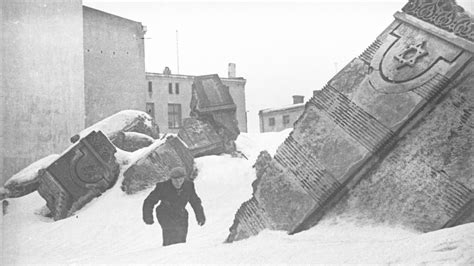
227 0 473 242
71 110 159 144
178 118 225 157
121 136 194 194
327 61 474 232
185 74 240 154
37 131 120 221
111 131 154 152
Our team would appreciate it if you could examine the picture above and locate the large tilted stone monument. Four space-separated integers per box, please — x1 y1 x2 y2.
38 131 120 220
178 74 240 157
227 0 474 242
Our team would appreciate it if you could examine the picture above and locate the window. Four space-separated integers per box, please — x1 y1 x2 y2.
168 83 173 94
168 104 182 129
146 103 155 119
148 81 153 93
283 115 290 125
175 83 180 94
269 117 275 126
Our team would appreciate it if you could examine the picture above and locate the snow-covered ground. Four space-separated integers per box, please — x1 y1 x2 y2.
2 129 473 265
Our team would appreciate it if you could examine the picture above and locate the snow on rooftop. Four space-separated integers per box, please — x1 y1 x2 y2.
1 131 473 264
260 102 306 114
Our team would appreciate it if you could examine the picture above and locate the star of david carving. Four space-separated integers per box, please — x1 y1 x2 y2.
394 41 428 69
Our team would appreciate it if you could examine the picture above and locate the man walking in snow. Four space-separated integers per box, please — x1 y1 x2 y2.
142 167 206 246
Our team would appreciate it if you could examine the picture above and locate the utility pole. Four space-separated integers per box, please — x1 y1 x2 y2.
176 30 180 74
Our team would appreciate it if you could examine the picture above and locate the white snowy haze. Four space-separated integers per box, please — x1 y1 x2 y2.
2 130 473 264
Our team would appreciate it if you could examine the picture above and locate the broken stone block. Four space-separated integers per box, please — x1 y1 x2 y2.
121 136 195 194
178 118 225 157
186 74 240 154
37 131 120 220
70 110 159 144
0 154 60 200
227 0 474 242
112 131 154 152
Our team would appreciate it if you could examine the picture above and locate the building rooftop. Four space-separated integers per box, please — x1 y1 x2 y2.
259 103 306 115
146 72 246 82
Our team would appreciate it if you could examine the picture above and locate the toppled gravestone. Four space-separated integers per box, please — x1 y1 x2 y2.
121 136 195 194
71 110 159 152
178 74 239 156
0 154 60 201
37 131 120 220
227 0 474 242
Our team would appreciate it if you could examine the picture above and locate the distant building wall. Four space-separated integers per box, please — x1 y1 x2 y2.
224 79 247 133
83 6 146 126
1 0 85 185
259 104 305 133
146 72 247 134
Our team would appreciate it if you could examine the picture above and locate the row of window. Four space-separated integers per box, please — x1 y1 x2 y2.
268 115 290 126
147 81 180 95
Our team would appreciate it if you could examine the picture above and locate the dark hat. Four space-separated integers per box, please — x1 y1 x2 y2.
169 167 186 179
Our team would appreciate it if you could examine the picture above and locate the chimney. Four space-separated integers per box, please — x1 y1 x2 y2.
293 95 304 104
228 63 236 78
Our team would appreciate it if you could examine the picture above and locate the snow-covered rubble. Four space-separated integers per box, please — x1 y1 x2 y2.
1 130 473 264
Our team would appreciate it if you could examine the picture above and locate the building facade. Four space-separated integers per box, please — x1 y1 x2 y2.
83 6 146 126
1 0 86 185
146 65 247 134
259 96 305 132
1 2 146 185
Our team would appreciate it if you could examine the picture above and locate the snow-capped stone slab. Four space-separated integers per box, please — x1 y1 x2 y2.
37 131 120 220
71 110 159 144
121 136 194 194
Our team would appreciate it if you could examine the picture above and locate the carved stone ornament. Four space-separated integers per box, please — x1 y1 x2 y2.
394 41 429 69
402 0 474 42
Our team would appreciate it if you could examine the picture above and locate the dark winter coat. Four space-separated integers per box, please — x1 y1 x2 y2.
142 179 205 245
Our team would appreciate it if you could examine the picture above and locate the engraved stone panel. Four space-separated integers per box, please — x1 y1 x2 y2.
37 131 120 220
178 118 225 157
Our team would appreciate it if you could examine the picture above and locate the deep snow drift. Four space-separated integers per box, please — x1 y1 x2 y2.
2 130 473 264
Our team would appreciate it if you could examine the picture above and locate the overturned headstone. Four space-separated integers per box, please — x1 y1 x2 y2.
70 110 160 147
178 74 239 156
37 131 120 220
227 0 474 242
121 136 195 194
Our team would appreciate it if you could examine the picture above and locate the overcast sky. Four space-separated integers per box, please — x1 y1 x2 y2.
83 0 474 132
